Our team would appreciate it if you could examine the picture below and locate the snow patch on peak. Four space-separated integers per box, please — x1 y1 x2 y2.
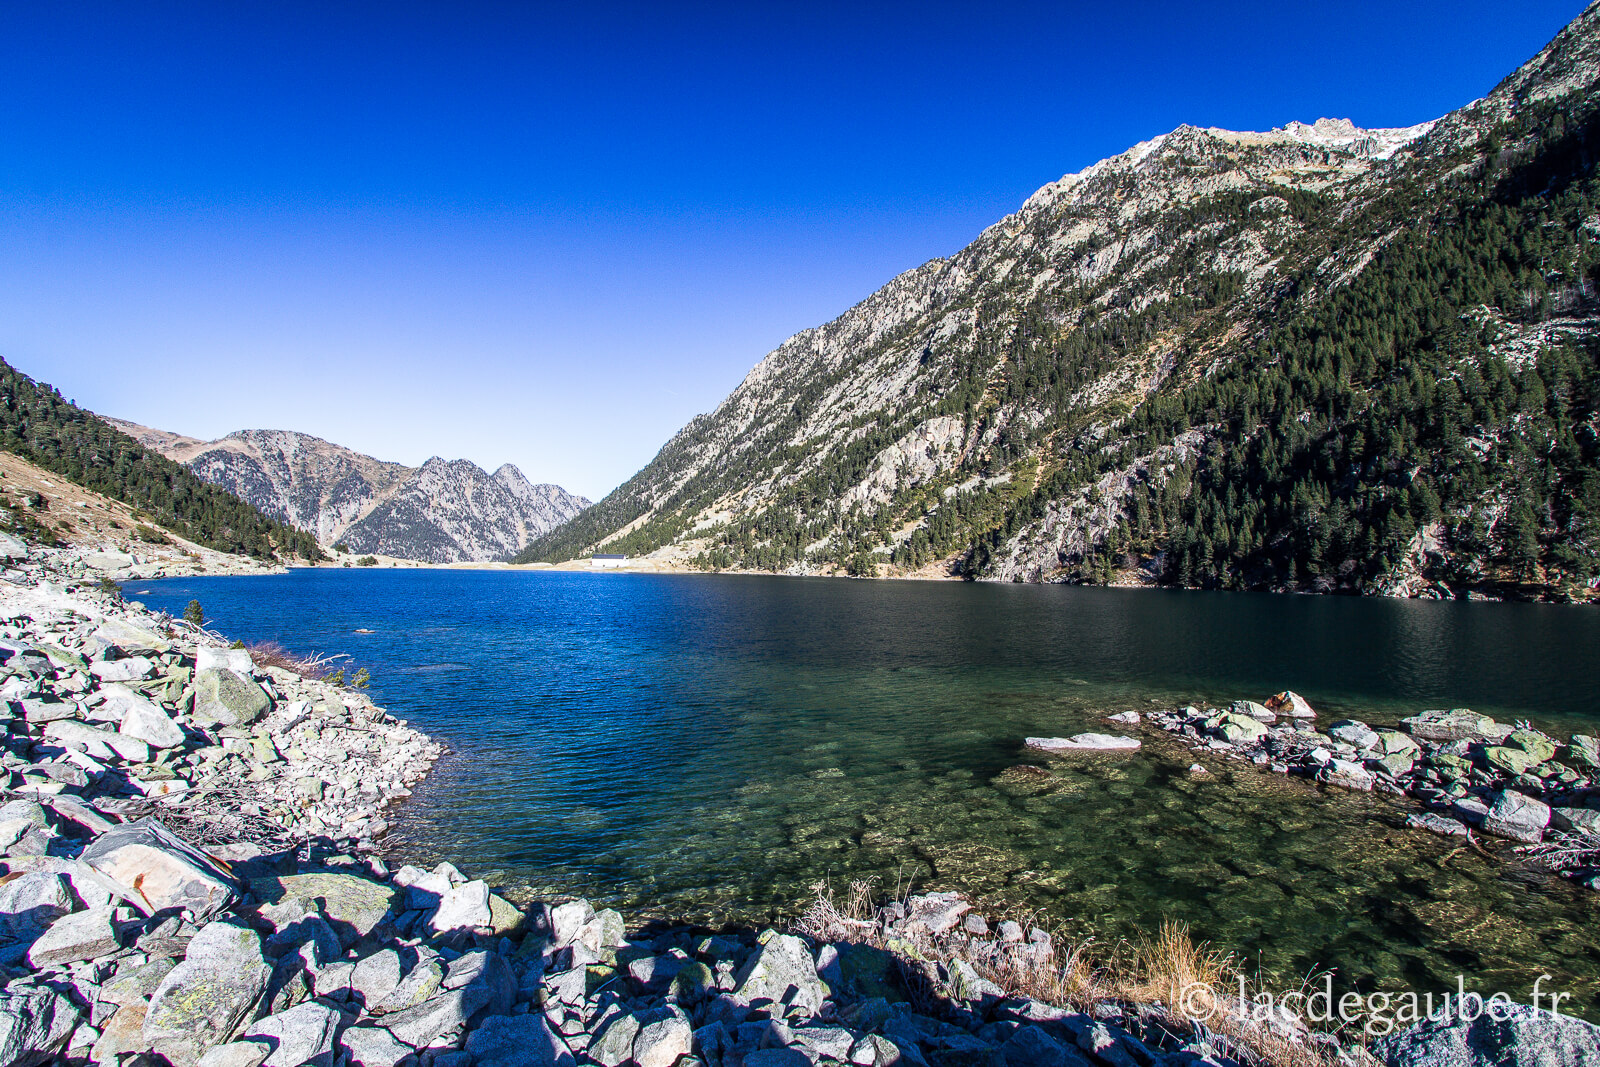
1022 116 1436 212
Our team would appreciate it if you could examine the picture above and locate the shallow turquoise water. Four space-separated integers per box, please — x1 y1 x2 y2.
132 570 1600 1016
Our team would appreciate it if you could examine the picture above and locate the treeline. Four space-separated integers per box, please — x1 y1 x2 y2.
0 359 324 561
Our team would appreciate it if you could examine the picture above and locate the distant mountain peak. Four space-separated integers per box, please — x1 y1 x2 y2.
115 420 589 563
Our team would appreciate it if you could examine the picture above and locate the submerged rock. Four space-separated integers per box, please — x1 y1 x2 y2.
1025 734 1141 752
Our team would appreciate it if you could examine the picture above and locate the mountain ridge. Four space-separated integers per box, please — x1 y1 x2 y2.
111 420 590 563
519 2 1600 602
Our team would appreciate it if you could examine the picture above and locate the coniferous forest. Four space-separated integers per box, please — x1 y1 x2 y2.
0 358 324 561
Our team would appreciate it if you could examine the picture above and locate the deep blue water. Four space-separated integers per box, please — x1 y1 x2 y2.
131 569 1600 1013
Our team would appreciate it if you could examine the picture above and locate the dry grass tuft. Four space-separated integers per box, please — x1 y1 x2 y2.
1128 919 1234 1011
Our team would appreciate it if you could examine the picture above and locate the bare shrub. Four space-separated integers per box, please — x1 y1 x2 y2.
243 640 349 680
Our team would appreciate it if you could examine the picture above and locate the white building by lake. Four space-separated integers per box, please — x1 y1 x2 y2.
590 553 627 569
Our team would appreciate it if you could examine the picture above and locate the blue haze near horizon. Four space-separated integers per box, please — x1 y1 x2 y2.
0 1 1585 499
130 570 1600 1013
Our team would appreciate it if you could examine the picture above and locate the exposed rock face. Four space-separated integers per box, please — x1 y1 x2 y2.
107 423 590 563
523 6 1600 601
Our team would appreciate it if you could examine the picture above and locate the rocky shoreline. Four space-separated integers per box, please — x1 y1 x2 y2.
1126 694 1600 890
0 542 1596 1067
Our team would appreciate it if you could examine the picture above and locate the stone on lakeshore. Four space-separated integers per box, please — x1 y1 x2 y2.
19 697 76 724
92 619 171 656
1405 812 1471 838
1372 1000 1600 1066
372 956 444 1015
250 734 280 764
42 719 149 763
735 931 826 1014
1376 730 1420 755
545 967 586 1006
249 872 396 949
0 872 73 938
0 979 84 1067
904 891 971 937
1551 808 1600 837
1000 1024 1075 1067
116 691 185 749
143 920 273 1067
793 1025 855 1062
196 1042 272 1067
949 957 1005 1002
193 669 271 727
1452 797 1491 827
241 1001 341 1067
267 912 341 971
1369 751 1416 778
1025 734 1140 752
593 906 626 947
1401 709 1510 742
1328 720 1380 751
478 892 521 937
82 817 237 919
1320 758 1374 792
380 986 490 1049
351 948 404 1006
25 905 119 967
339 1027 413 1067
587 1012 640 1067
1105 711 1140 725
1485 746 1540 776
1569 734 1599 768
466 1012 576 1067
442 951 515 1016
627 953 684 989
195 647 256 675
548 899 595 948
90 656 158 682
670 959 716 1002
1208 713 1268 745
1231 699 1276 723
1483 791 1551 843
93 1002 152 1065
429 879 491 934
632 1007 692 1067
1265 691 1316 718
1505 729 1558 764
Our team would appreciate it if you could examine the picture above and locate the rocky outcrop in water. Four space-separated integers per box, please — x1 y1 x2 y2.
1123 696 1600 891
107 422 590 564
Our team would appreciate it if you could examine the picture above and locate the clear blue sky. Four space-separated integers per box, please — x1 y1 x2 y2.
0 2 1584 500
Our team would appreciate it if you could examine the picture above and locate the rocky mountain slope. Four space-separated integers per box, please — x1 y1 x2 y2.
110 422 590 564
522 4 1600 601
